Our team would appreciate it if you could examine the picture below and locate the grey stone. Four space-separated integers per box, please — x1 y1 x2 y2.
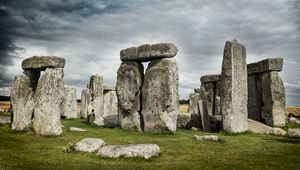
289 116 300 124
271 128 286 136
247 58 283 75
188 93 199 115
248 119 273 134
10 73 35 131
142 58 179 133
22 56 65 71
0 116 11 125
80 89 90 118
116 61 143 131
209 115 222 131
103 84 116 91
103 90 118 127
201 83 214 116
97 144 160 159
194 135 219 141
34 68 64 136
88 74 104 126
261 71 286 127
200 74 221 83
120 43 178 62
74 138 105 152
69 127 88 132
62 87 77 119
177 113 191 128
194 88 201 93
287 128 300 138
247 74 263 122
220 39 248 133
198 87 211 131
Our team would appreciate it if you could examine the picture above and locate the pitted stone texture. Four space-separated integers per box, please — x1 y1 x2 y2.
75 138 105 152
22 56 65 71
198 87 211 131
120 43 178 62
103 84 116 91
188 93 200 115
194 135 219 141
34 68 64 136
10 73 35 131
142 58 179 133
97 144 160 159
247 58 283 75
194 88 201 93
117 61 143 131
69 127 88 132
103 90 118 127
287 128 300 138
261 71 286 127
62 87 77 119
247 74 263 122
248 119 286 136
220 40 248 133
80 89 90 118
177 113 200 129
200 74 221 83
88 74 104 126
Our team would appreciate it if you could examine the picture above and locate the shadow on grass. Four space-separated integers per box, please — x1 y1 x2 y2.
264 137 300 144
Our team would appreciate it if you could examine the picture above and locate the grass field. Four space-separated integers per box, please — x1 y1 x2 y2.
0 118 300 170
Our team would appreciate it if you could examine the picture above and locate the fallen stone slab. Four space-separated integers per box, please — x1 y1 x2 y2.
272 128 287 136
22 56 65 71
247 58 283 75
0 116 10 125
103 84 116 91
248 119 286 136
287 128 300 138
69 127 88 132
74 138 105 152
97 144 160 159
194 135 220 141
120 43 178 62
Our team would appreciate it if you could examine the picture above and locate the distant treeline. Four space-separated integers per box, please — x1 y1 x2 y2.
0 96 10 101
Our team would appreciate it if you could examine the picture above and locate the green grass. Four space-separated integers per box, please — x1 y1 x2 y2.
0 119 300 170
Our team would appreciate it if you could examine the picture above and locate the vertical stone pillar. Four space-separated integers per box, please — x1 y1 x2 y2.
80 89 90 118
34 68 64 136
220 39 248 133
116 61 143 131
103 85 118 127
88 74 104 125
142 58 179 133
261 71 286 127
10 71 38 131
187 93 201 128
198 87 211 131
62 87 77 119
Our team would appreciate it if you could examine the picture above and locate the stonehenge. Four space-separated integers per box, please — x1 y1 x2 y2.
117 43 179 133
10 56 73 136
62 87 77 119
189 40 286 133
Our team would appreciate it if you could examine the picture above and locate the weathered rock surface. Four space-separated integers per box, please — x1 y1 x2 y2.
88 75 104 125
69 127 88 132
34 68 64 136
103 90 118 127
194 135 220 141
80 89 90 118
289 116 300 124
74 138 105 152
200 74 221 83
97 144 160 159
22 56 65 71
247 74 263 122
116 61 143 131
272 127 287 136
120 43 178 62
10 73 35 131
0 116 10 125
194 88 201 93
261 71 286 127
220 39 248 133
142 58 179 133
198 87 211 131
103 84 116 91
177 113 200 129
247 58 283 75
248 119 286 136
62 87 77 119
287 128 300 138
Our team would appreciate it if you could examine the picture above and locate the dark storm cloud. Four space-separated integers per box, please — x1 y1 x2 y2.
0 0 299 105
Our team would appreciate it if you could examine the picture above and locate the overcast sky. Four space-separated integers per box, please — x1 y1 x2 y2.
0 0 299 105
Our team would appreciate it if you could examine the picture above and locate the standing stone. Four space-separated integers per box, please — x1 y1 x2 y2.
62 87 77 119
34 68 64 136
142 58 179 133
80 89 90 118
220 39 248 133
88 75 104 125
103 89 118 127
247 74 263 122
261 71 286 127
198 87 211 131
188 93 201 128
116 61 143 131
10 71 38 131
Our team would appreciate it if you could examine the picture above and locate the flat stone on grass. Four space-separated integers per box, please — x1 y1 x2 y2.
69 127 88 132
97 144 160 159
287 128 300 138
194 135 220 141
74 138 105 152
